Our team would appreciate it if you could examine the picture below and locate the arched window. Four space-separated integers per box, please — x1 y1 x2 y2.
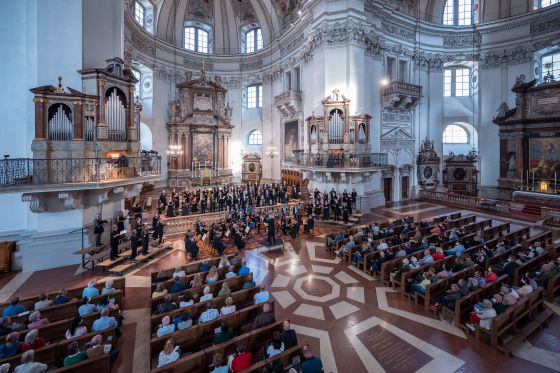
248 130 262 145
185 26 210 53
443 0 473 26
443 125 468 144
444 67 470 97
534 0 560 9
244 28 263 53
133 1 145 27
542 51 560 83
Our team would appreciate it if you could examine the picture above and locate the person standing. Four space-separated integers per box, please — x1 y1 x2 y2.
266 214 276 245
141 226 150 255
93 214 107 247
109 224 122 260
129 230 139 262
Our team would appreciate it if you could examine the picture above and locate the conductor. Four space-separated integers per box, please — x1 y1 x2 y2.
266 214 276 245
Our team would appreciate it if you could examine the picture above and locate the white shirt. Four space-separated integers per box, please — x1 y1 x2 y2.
34 299 52 310
157 324 176 337
14 362 48 373
157 347 181 368
200 293 213 302
478 308 497 330
220 305 236 316
172 270 186 278
179 300 194 308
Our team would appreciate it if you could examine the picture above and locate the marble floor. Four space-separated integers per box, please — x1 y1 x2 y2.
1 200 560 373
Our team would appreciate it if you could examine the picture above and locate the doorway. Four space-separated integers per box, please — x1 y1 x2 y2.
384 178 392 202
401 176 409 199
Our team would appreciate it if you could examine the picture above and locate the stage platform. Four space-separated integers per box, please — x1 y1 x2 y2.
257 238 285 253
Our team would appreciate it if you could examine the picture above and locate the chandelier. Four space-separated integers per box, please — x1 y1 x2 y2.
266 146 279 159
166 144 183 156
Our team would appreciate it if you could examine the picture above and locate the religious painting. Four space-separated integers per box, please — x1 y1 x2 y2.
276 0 299 17
192 132 213 166
529 137 560 178
284 121 298 162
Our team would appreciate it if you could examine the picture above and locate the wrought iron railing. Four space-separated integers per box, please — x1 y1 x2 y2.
0 155 161 187
383 81 423 97
293 153 388 168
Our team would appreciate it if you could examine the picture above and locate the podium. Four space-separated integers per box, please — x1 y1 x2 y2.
258 237 285 254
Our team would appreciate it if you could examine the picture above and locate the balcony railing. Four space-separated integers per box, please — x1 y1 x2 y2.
292 153 388 168
383 81 422 97
274 90 302 105
0 155 161 187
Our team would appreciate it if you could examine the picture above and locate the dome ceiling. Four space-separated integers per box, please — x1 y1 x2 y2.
155 0 284 55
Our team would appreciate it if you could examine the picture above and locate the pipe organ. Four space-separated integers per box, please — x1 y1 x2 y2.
305 89 371 155
48 104 73 141
105 88 127 142
31 57 142 160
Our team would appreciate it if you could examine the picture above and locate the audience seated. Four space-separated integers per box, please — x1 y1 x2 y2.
301 344 323 373
178 294 194 308
156 316 176 337
27 311 48 330
220 297 236 316
65 316 88 339
242 275 256 289
82 280 100 299
237 262 250 276
254 285 270 305
280 320 298 349
157 339 181 368
101 280 116 295
14 350 47 373
265 331 285 358
0 332 20 359
175 312 192 330
206 266 219 283
170 277 187 294
92 308 118 332
20 329 46 352
152 283 168 299
198 302 219 323
78 297 97 316
190 273 204 288
3 298 25 317
0 318 11 337
172 266 186 279
210 352 228 373
63 341 88 367
225 266 236 279
34 294 52 311
465 299 497 331
200 286 214 303
252 303 275 330
229 342 252 373
213 320 236 345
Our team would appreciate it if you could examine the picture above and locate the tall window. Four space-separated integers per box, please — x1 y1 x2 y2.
247 85 263 108
443 0 473 26
185 27 209 53
245 28 263 53
132 69 142 97
535 0 560 8
443 125 468 144
444 67 470 97
248 130 263 145
134 1 145 27
542 52 560 82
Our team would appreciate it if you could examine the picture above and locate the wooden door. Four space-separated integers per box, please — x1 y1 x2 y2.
401 176 409 199
384 178 392 202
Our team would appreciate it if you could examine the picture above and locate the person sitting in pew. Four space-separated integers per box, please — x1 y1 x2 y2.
92 308 118 332
213 320 236 345
101 280 116 295
334 235 355 257
457 279 471 296
152 283 168 299
0 332 20 359
170 276 188 294
200 286 214 303
97 295 119 313
301 344 323 373
174 312 192 330
352 242 374 267
516 274 535 295
54 289 70 305
82 279 100 299
500 285 518 305
157 339 181 368
218 255 231 269
206 266 219 284
280 320 298 349
33 294 52 311
452 257 467 272
199 260 211 273
27 311 48 330
252 303 275 330
220 297 236 316
243 275 256 289
484 267 498 284
304 216 315 234
490 294 508 315
265 331 285 358
65 316 87 340
327 232 344 249
0 318 12 337
156 294 177 315
178 294 194 308
2 298 25 317
446 241 466 257
20 329 46 352
254 285 270 305
14 349 47 373
86 333 118 364
237 261 250 276
225 266 237 279
156 316 176 338
465 299 497 332
410 271 432 297
218 283 231 298
78 297 97 316
229 342 253 373
199 302 219 323
63 341 88 367
210 352 228 373
190 273 204 289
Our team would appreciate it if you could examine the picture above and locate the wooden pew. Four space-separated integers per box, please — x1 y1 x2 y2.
151 265 241 294
50 354 110 373
151 255 236 283
241 344 304 373
546 272 560 301
420 266 477 311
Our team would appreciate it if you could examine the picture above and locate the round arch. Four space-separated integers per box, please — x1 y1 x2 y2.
442 122 478 156
140 122 153 151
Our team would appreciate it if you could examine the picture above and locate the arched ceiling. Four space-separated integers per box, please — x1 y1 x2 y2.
154 0 283 55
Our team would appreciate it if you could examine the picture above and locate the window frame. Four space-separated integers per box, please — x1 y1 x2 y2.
184 26 210 54
244 28 263 53
132 68 142 98
541 51 560 82
535 0 560 9
443 124 469 144
444 67 471 97
443 0 474 26
134 0 145 27
247 84 263 109
248 130 263 145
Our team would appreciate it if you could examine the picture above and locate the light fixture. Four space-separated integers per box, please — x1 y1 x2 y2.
381 78 389 86
266 145 279 182
167 143 183 187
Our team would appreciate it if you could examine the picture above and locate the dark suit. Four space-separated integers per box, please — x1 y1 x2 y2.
110 230 121 260
267 217 276 245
